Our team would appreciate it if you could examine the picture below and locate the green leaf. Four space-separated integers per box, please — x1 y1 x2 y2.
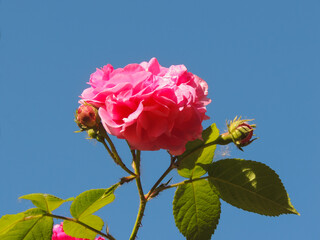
23 208 47 217
20 193 73 213
70 183 119 219
0 208 53 240
207 158 299 216
0 213 25 235
178 124 220 178
173 179 221 240
63 215 104 240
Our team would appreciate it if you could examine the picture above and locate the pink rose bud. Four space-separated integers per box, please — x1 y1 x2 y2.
52 222 105 240
76 104 100 129
234 122 254 146
221 116 256 151
79 58 211 155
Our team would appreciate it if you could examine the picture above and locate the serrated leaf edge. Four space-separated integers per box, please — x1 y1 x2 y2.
173 180 221 240
209 159 299 216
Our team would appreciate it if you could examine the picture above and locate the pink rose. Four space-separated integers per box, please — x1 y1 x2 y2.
52 223 105 240
80 58 211 155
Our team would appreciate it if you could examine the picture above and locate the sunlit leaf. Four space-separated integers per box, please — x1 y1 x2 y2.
207 158 299 216
20 193 73 213
63 215 104 240
70 183 119 219
178 124 219 178
0 213 25 235
0 208 53 240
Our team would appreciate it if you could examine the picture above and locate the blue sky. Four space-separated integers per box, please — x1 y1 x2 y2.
1 0 319 239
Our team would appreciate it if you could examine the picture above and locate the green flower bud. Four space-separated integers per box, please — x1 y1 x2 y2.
222 116 257 151
87 129 98 139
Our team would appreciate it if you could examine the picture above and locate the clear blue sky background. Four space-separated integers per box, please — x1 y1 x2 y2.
1 1 319 239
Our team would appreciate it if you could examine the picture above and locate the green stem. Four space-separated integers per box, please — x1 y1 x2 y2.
130 150 146 240
100 138 114 159
165 176 210 189
145 155 176 200
100 138 136 176
129 199 146 240
133 151 144 199
47 213 116 240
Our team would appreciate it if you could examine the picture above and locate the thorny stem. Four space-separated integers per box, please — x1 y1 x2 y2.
130 150 146 240
47 213 116 240
104 135 230 239
145 155 177 200
133 150 144 200
100 138 136 176
163 176 210 190
129 154 177 239
142 176 211 200
129 200 146 240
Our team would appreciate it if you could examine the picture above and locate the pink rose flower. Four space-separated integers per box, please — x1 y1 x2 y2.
52 223 105 240
80 58 211 155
